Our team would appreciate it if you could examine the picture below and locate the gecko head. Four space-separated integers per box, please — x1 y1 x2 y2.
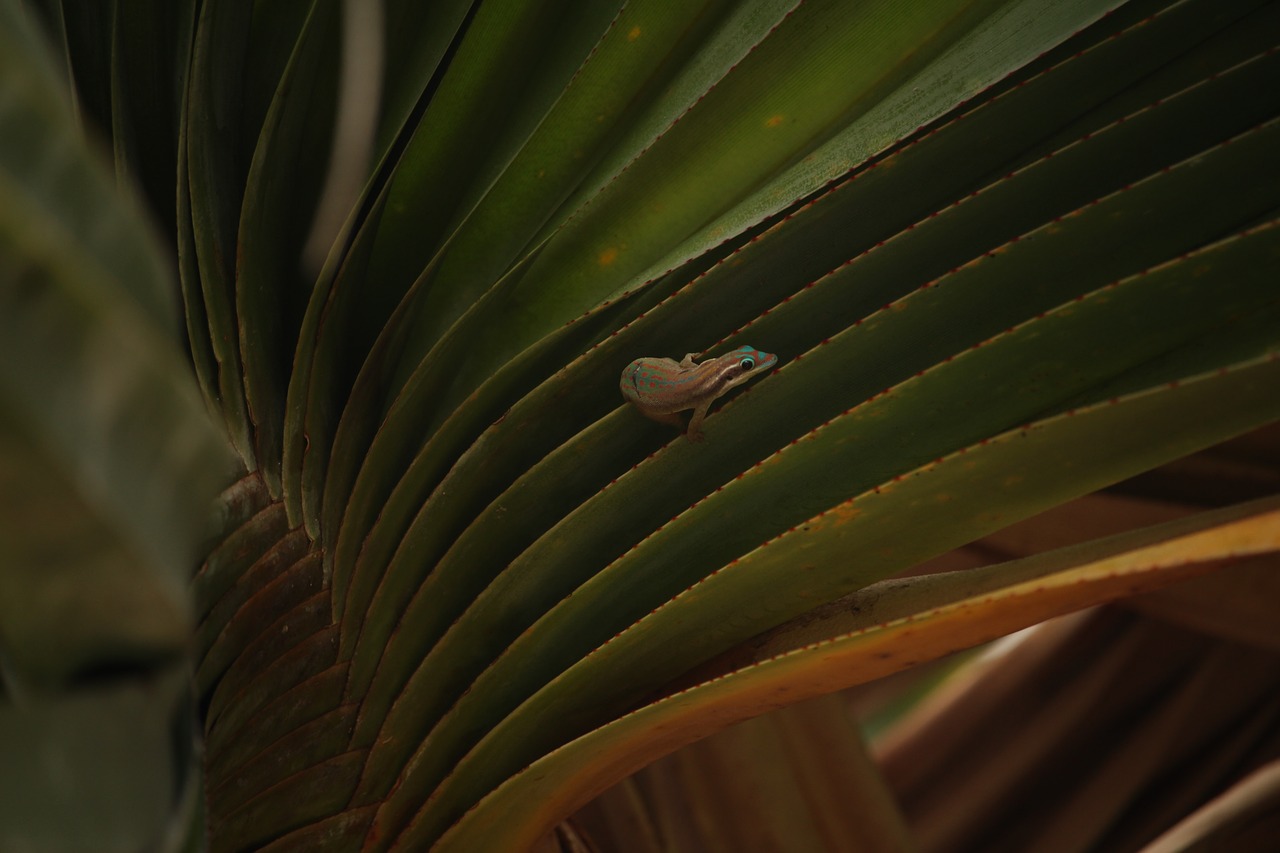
724 345 778 387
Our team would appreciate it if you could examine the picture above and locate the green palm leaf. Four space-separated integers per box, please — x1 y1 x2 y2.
4 0 1280 849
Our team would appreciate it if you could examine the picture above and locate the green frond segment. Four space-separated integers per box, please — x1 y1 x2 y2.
446 0 1125 401
179 0 316 473
324 0 1274 571
294 0 667 541
177 97 223 419
626 0 1138 296
330 12 1264 697
316 244 551 594
155 4 1272 844
375 1 476 156
431 493 1280 853
365 284 1280 848
380 0 773 376
108 0 197 246
344 0 1016 502
275 0 476 527
316 0 1128 632
236 1 340 498
366 0 630 340
283 0 622 536
276 0 478 530
184 0 257 465
349 99 1280 820
331 292 643 652
288 1 806 541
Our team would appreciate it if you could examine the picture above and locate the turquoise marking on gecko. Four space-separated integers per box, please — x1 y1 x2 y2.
619 345 778 441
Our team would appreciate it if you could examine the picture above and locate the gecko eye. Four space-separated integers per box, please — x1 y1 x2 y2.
740 358 754 371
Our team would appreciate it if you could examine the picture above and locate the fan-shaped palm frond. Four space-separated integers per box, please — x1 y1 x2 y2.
3 0 1279 849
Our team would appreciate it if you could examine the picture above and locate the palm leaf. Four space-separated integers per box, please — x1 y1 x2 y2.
5 0 1279 849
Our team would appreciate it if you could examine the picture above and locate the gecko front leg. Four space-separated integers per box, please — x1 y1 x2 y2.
685 401 712 442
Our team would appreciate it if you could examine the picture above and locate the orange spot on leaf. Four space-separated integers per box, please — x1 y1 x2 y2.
824 504 862 528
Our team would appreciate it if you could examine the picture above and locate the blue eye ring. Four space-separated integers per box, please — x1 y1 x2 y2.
740 357 754 371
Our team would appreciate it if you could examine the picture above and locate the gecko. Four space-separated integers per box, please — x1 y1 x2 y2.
619 345 778 441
